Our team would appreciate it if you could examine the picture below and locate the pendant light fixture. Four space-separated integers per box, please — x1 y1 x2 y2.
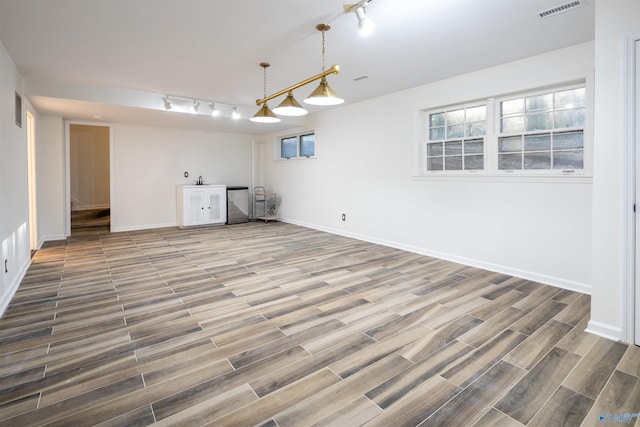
304 24 344 106
250 62 281 123
273 91 308 116
252 23 343 122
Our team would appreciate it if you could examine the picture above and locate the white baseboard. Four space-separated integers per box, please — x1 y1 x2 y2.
111 222 176 233
42 234 67 242
280 217 592 296
585 320 622 342
0 256 31 318
71 204 110 212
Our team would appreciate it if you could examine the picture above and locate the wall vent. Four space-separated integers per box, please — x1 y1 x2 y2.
538 0 584 18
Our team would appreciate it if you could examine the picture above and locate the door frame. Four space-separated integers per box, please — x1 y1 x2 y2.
64 121 114 236
623 34 640 344
26 110 38 250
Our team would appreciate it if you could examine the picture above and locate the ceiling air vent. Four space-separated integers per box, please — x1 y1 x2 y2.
538 0 584 18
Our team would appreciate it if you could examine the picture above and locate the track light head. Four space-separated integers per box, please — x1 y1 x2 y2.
192 100 200 113
210 103 220 117
345 1 374 36
163 96 172 110
232 106 241 120
355 5 374 36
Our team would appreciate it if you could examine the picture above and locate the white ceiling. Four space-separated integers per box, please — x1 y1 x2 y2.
0 0 595 134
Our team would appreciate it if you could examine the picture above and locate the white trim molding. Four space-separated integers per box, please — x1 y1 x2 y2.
280 217 592 296
625 33 640 344
586 320 623 342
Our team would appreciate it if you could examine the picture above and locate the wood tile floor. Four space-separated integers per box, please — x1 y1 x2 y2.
1 222 639 426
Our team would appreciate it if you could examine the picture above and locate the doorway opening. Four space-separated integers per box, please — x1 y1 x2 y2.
67 123 111 236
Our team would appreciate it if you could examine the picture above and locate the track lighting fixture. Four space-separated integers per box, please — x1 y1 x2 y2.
250 63 281 123
252 23 342 122
163 96 239 119
345 0 375 36
163 96 172 110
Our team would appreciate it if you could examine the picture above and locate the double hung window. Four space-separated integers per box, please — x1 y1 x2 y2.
426 105 486 172
498 87 585 171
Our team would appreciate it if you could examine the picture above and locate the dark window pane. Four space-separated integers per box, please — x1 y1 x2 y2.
553 150 584 169
502 98 524 116
524 152 551 169
466 121 486 137
427 157 444 170
445 156 463 170
525 112 553 131
430 112 445 127
446 109 464 125
554 131 583 150
555 108 585 128
501 116 524 133
464 139 483 154
427 142 443 156
447 124 464 139
499 136 522 153
524 134 551 151
445 141 462 155
430 126 445 140
555 88 585 109
300 133 315 157
281 136 297 158
465 155 484 170
499 153 522 170
526 93 553 112
466 106 486 122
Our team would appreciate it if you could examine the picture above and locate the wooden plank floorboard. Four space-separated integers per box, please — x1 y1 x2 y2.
0 222 636 426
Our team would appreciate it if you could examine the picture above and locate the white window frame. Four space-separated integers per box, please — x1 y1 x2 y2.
495 83 588 176
423 102 488 175
416 80 592 179
275 131 316 160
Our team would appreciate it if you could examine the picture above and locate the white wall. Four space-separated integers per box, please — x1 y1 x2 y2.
36 116 65 242
0 39 30 314
589 0 640 341
265 42 594 295
110 124 255 231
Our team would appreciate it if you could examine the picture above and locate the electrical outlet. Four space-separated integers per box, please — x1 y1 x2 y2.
341 213 346 221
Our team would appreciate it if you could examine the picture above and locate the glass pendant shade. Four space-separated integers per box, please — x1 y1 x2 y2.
303 77 344 106
250 103 280 123
273 91 308 116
